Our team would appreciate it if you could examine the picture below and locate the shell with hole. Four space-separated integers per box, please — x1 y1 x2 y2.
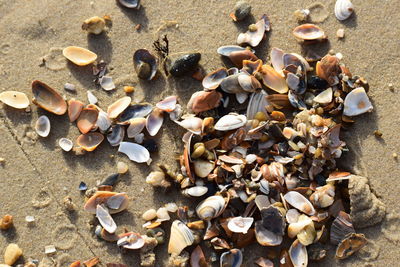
0 91 30 109
31 80 67 115
63 46 97 66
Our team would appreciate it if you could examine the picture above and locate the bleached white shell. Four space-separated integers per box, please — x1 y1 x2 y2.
214 114 247 131
235 92 248 104
0 91 30 109
175 117 203 135
107 96 131 119
146 108 164 136
168 220 194 255
100 76 115 91
217 45 247 56
284 191 315 216
343 87 373 116
313 87 332 104
87 91 98 104
183 186 208 197
335 0 354 21
96 110 112 133
96 204 117 234
196 195 226 220
35 115 51 137
156 96 177 112
118 142 151 163
59 138 73 152
156 207 170 222
237 17 267 47
127 117 146 138
227 216 254 234
289 239 308 267
271 47 285 74
117 233 145 249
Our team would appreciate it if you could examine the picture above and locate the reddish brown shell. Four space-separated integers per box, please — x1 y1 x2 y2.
187 90 222 114
77 108 99 134
69 261 81 267
76 132 104 152
68 99 84 122
83 257 99 267
229 50 258 68
32 80 67 115
84 191 129 214
316 55 341 85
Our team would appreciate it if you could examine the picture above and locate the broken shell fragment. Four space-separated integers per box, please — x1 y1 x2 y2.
0 91 29 109
330 211 355 245
220 249 243 267
217 45 247 57
202 68 228 89
97 110 112 133
176 117 203 135
156 207 171 222
84 191 129 214
68 99 84 122
196 195 226 220
96 204 117 234
87 91 98 104
118 0 140 9
310 184 335 208
118 103 153 122
59 138 73 152
82 16 106 35
127 117 146 138
32 80 67 115
156 96 177 112
133 49 158 80
77 108 99 134
118 142 151 163
214 114 247 131
335 0 354 21
168 220 195 255
284 191 316 216
228 50 258 68
227 217 254 234
259 64 288 94
288 214 313 239
237 15 269 47
100 76 116 91
336 233 367 259
168 53 201 77
77 132 104 151
343 87 373 116
255 221 282 246
289 239 308 267
118 232 145 249
293 24 326 41
146 108 164 136
182 186 208 197
107 125 125 147
313 87 333 104
35 115 51 137
63 46 97 66
316 55 341 86
4 243 23 266
193 160 215 178
187 90 222 114
0 215 14 230
190 245 207 267
107 96 131 119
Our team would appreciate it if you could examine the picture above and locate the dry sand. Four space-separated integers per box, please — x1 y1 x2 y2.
1 0 400 266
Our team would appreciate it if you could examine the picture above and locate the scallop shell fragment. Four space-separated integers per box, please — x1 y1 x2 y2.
227 216 254 234
168 220 194 255
107 96 131 119
77 132 104 151
293 24 326 41
0 91 30 109
77 108 99 134
32 80 67 115
284 191 315 216
214 114 247 131
63 46 97 66
343 87 373 116
35 115 51 137
335 0 354 21
96 204 117 234
59 138 73 152
118 142 151 163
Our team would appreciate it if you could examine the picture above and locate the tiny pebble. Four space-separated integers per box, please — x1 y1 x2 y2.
294 9 309 22
388 83 394 91
4 244 23 265
142 209 157 221
336 28 345 38
64 83 76 92
117 161 129 174
393 153 398 159
335 52 343 60
233 0 252 21
44 245 56 255
25 215 35 223
0 157 5 164
373 130 383 138
124 86 135 93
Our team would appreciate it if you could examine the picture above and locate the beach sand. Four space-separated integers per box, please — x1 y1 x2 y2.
1 0 400 266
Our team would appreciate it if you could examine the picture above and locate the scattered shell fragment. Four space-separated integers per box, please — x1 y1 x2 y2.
293 24 326 41
87 91 98 104
84 191 129 214
118 0 141 9
59 138 73 152
336 28 345 38
118 142 151 163
63 46 97 66
202 68 228 89
32 80 67 115
0 91 30 109
193 160 215 178
260 64 288 94
214 114 247 131
336 233 367 259
4 244 22 266
255 221 282 246
335 0 354 21
77 132 104 151
118 232 145 249
220 249 243 267
343 87 373 116
44 245 56 255
156 96 177 112
284 191 316 215
168 220 194 255
133 49 158 80
313 87 332 104
146 108 164 136
237 15 269 47
82 16 106 35
77 108 99 134
289 239 308 267
187 90 222 114
96 204 117 234
107 125 125 146
0 215 13 230
127 117 146 138
142 209 157 221
100 76 116 91
68 99 84 122
227 216 254 234
146 171 170 187
35 115 51 137
108 96 131 119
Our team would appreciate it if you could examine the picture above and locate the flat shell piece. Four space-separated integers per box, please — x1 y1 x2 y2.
293 24 326 41
63 46 97 66
77 108 99 134
87 91 98 104
117 232 145 249
107 96 131 119
0 91 30 109
127 117 146 138
107 193 126 210
96 204 117 234
214 114 247 131
96 110 112 133
68 99 84 122
35 115 51 137
255 221 283 246
227 216 254 234
100 76 116 91
237 15 268 47
32 80 67 115
284 191 316 216
260 65 288 94
202 68 228 89
118 103 153 123
118 142 151 163
59 138 73 152
343 87 373 116
156 96 177 112
313 87 333 104
146 108 164 136
77 132 104 151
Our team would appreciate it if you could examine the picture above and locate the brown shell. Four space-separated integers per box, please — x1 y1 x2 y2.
83 257 99 267
76 132 104 152
229 50 258 68
68 99 84 122
70 261 81 267
190 245 208 267
293 24 326 41
77 108 99 134
32 80 67 115
84 191 129 214
188 90 222 114
316 55 341 86
0 214 13 230
336 233 367 259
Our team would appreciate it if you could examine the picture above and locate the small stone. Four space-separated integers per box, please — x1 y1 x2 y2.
117 161 129 174
393 153 398 159
0 214 13 230
64 83 76 92
336 28 345 38
4 244 23 266
44 245 56 255
142 209 157 221
294 9 310 22
388 83 394 91
248 23 258 32
0 158 5 165
373 130 383 138
25 216 35 223
124 86 135 93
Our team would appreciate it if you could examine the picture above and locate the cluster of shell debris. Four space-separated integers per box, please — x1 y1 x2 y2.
0 0 386 266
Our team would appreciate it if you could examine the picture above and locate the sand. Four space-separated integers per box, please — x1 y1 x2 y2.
1 0 400 266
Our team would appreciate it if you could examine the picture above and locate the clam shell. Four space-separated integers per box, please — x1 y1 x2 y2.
175 117 203 135
310 184 335 208
196 195 226 220
118 0 140 9
32 80 67 115
96 204 117 234
220 74 245 94
193 160 215 178
288 215 313 239
293 24 326 41
335 0 354 21
127 117 146 138
76 132 104 151
202 68 228 89
84 191 129 214
246 91 269 120
156 96 177 112
99 76 116 91
68 99 84 122
335 233 366 259
316 55 341 86
118 103 153 123
217 45 247 56
237 15 268 47
255 220 282 246
220 249 243 267
284 191 316 215
242 59 263 75
289 239 308 267
168 220 194 255
118 142 151 163
238 73 261 92
133 49 157 80
156 207 170 222
107 96 131 119
260 64 288 94
146 108 164 136
168 53 201 77
63 46 97 66
35 115 51 137
82 16 106 35
187 90 222 114
229 50 258 68
227 216 254 234
182 186 208 197
0 91 29 109
313 87 333 104
107 125 125 146
77 108 99 134
343 87 373 116
190 245 207 267
214 114 247 131
59 138 73 152
271 47 285 74
96 110 112 133
117 232 145 250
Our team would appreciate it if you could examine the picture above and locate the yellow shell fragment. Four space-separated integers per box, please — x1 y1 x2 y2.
0 91 30 109
4 243 23 266
63 46 97 66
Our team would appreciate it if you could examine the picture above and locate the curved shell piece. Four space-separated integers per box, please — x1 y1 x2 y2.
82 16 106 35
288 214 313 239
246 91 269 119
175 117 203 135
284 191 316 216
238 73 261 92
146 108 164 136
96 110 112 133
196 195 226 220
107 124 125 147
133 49 158 80
168 220 194 255
156 96 177 112
229 50 258 68
32 80 67 115
336 233 366 259
99 76 115 91
107 96 131 119
255 221 283 246
237 15 268 47
293 24 326 41
316 55 341 85
117 232 145 250
182 186 208 197
187 90 222 114
127 117 146 138
76 132 104 151
220 74 245 94
0 91 29 109
220 249 243 267
193 160 215 178
335 0 354 21
217 45 247 56
260 65 288 94
35 115 51 137
118 103 153 123
202 68 229 89
118 141 151 163
59 137 73 152
313 88 333 104
227 216 254 234
63 46 97 66
214 114 247 131
84 191 129 214
77 108 99 134
118 0 140 9
271 48 285 74
96 204 117 234
343 87 373 116
289 239 308 267
68 99 84 122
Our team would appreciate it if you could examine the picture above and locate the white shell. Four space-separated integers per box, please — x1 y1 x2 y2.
235 92 248 104
237 17 267 47
117 233 145 249
284 191 316 216
59 138 73 152
96 110 112 133
146 108 164 136
271 48 285 74
156 96 177 112
343 87 373 116
156 207 170 222
196 195 226 220
335 0 354 21
193 160 215 178
96 204 117 234
168 220 194 255
118 142 151 163
214 114 247 131
246 91 269 120
0 91 30 109
183 186 208 197
313 87 332 104
35 115 51 137
100 76 116 91
107 96 131 119
289 239 308 267
217 45 247 56
127 118 146 138
175 117 203 135
87 91 98 104
227 216 254 234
